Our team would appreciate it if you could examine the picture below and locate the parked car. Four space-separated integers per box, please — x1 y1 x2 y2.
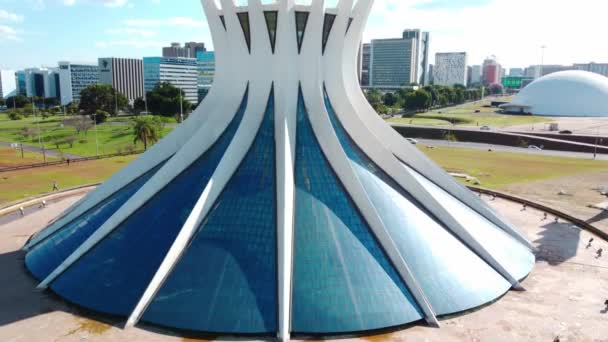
480 126 492 131
406 138 418 145
528 145 542 151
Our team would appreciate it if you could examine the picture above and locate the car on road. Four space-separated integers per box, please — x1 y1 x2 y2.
406 138 418 145
528 145 543 151
480 126 492 131
559 130 573 135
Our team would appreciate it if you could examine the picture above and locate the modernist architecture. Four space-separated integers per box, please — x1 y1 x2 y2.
501 70 608 116
163 42 207 58
24 0 534 341
58 62 99 105
370 33 418 88
14 71 26 96
98 57 145 104
470 65 482 84
196 51 216 102
482 57 502 85
0 70 17 98
434 52 467 86
403 29 430 85
19 67 60 99
143 57 199 104
359 43 370 87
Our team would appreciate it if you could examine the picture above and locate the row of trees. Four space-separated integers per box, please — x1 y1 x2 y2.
365 84 501 115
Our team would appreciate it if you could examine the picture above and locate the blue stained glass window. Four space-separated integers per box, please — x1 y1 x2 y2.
141 88 277 334
292 89 423 334
47 87 249 317
407 167 535 282
25 163 165 281
324 91 517 316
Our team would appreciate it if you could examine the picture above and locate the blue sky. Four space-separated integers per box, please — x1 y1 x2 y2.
1 0 607 71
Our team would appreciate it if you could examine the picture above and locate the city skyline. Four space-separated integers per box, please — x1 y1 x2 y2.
1 0 607 70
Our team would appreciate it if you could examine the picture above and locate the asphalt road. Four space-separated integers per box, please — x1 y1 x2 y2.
0 141 82 161
415 138 608 161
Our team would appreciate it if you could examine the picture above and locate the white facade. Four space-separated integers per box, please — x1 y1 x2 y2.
508 70 608 117
434 52 467 86
0 70 16 98
99 58 145 103
24 1 533 341
22 67 59 99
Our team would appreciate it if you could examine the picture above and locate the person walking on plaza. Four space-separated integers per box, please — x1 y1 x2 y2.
52 181 59 192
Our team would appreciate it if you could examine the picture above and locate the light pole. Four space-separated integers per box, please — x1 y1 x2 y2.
32 98 46 162
179 87 184 123
93 113 99 156
540 45 547 78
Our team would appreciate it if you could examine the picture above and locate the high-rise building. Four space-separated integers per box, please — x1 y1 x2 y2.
98 58 145 103
509 68 524 77
20 68 60 99
143 57 199 104
573 63 608 77
428 64 434 84
433 52 468 86
0 70 16 99
58 62 99 105
467 66 473 86
360 43 371 87
470 65 482 84
482 57 501 85
15 71 26 96
402 29 430 85
163 42 206 58
370 36 417 88
197 51 215 102
525 64 572 78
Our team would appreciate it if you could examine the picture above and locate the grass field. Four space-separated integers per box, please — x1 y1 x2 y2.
0 148 58 167
388 100 552 128
0 155 137 204
421 146 608 188
0 113 173 157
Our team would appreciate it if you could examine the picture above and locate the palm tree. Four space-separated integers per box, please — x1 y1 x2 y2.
132 116 161 151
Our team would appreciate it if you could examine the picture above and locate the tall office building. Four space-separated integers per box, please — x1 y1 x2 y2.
58 62 99 105
434 52 468 86
403 29 430 85
470 65 482 84
197 51 215 102
20 68 60 99
370 36 417 88
360 43 371 87
482 57 501 85
0 70 16 98
428 64 434 84
509 68 524 77
98 58 145 103
15 71 26 96
143 57 199 104
574 63 608 77
163 42 206 58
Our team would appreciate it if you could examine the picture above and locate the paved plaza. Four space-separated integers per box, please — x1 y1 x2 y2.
0 194 606 342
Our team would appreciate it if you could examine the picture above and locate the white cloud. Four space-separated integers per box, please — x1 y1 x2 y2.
0 10 24 22
123 16 204 28
0 25 20 41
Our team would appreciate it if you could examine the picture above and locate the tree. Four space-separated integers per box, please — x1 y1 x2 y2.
133 97 146 114
0 98 5 106
6 95 30 109
132 116 163 150
404 89 432 112
365 88 383 110
383 92 399 107
488 83 504 95
62 116 94 135
19 127 36 141
93 110 109 124
146 82 193 117
79 84 128 116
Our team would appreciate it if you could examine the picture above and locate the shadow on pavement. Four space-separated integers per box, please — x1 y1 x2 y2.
587 210 608 225
534 222 581 266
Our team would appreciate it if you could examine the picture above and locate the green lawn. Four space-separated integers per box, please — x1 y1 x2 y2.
0 114 173 157
0 155 138 204
388 100 551 128
0 148 58 167
420 146 608 189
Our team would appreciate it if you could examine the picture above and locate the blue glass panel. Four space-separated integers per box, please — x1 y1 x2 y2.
324 92 515 316
48 88 249 317
292 90 422 334
408 167 535 282
26 164 164 281
142 88 277 334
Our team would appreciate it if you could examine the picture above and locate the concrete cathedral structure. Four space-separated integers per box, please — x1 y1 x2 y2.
23 0 534 340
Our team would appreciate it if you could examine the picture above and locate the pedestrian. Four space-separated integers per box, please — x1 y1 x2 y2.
597 248 604 258
604 299 608 309
543 213 548 220
19 207 24 217
52 181 59 192
587 238 595 249
67 158 71 167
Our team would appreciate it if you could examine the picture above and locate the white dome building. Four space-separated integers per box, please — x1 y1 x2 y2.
504 70 608 117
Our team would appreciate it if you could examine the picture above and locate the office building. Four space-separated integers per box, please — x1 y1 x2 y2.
25 2 534 338
20 68 60 99
360 43 371 86
482 57 502 85
402 29 430 85
98 58 145 103
434 52 467 86
370 35 417 88
573 63 608 77
470 65 482 84
163 42 206 58
428 64 434 84
58 62 99 105
0 70 16 98
15 71 26 96
509 68 524 77
197 51 215 102
143 57 198 103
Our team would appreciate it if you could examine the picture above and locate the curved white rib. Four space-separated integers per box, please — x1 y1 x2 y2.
273 0 299 340
323 0 524 290
36 0 246 289
125 0 274 328
24 0 234 252
338 3 533 250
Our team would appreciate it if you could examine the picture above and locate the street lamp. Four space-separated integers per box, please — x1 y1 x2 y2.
32 97 46 163
540 45 547 78
179 87 184 123
92 113 99 156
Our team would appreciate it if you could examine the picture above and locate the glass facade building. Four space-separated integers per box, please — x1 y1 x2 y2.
58 62 99 105
370 37 417 88
144 57 199 104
